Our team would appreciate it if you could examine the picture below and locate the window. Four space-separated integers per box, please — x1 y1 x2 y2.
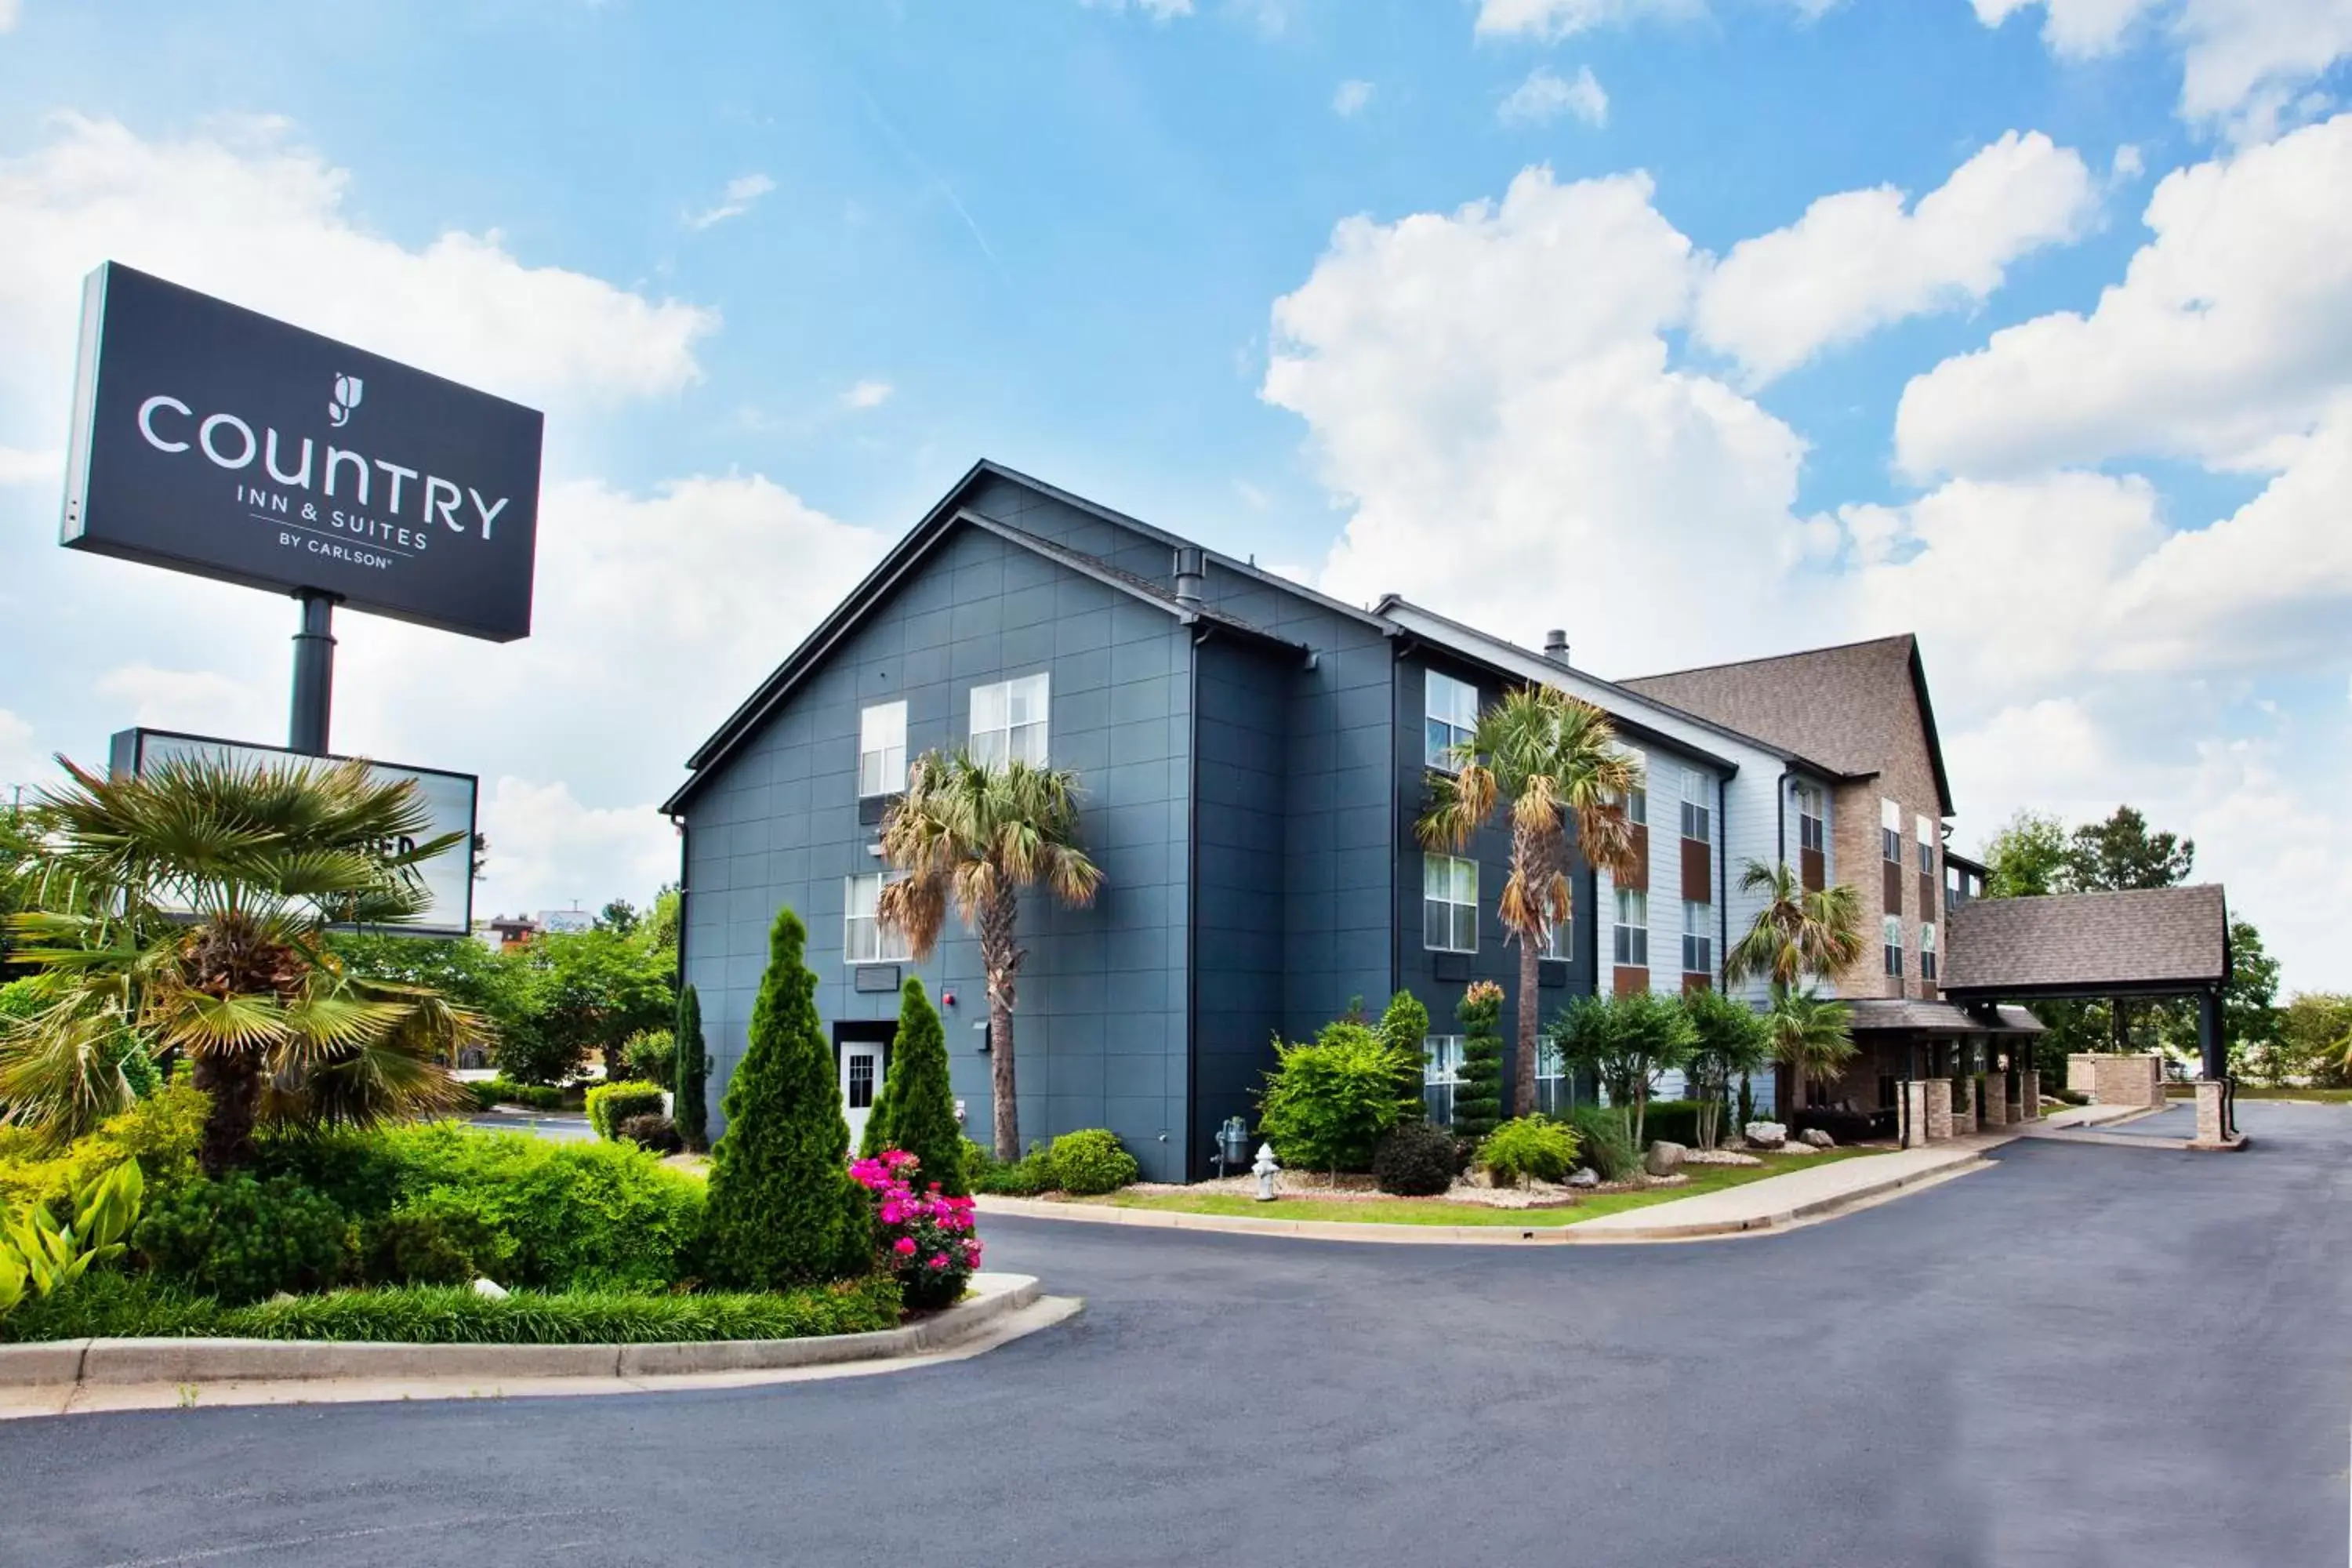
1916 812 1935 874
1423 855 1478 953
1613 887 1649 967
970 673 1049 768
1541 912 1571 962
1679 766 1711 843
1425 671 1479 771
858 701 907 798
1535 1036 1568 1116
844 1052 877 1111
1796 782 1826 855
1920 921 1938 982
1881 797 1903 863
844 873 910 964
1621 749 1648 827
1882 914 1904 978
1424 1035 1464 1124
1682 899 1713 977
1944 866 1961 913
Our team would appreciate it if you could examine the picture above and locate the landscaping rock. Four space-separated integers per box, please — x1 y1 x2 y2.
1744 1120 1788 1150
1798 1128 1835 1149
1644 1140 1687 1177
1566 1167 1600 1189
472 1278 510 1300
1681 1149 1763 1167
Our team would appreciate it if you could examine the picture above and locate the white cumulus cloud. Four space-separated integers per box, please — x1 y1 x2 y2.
689 172 776 230
1695 131 2099 386
840 379 894 410
1475 0 1835 38
1498 65 1610 128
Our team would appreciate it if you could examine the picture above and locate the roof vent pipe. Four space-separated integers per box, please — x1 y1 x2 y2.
1542 629 1570 666
1173 546 1205 607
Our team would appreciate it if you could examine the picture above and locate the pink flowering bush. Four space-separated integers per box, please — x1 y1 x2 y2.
848 1149 982 1310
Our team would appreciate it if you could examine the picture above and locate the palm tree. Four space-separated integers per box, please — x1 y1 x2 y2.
1418 685 1639 1120
1724 858 1867 1109
877 750 1103 1163
2 754 481 1171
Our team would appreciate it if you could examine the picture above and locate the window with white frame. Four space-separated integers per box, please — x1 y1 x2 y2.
1424 1035 1464 1124
1915 812 1935 874
1796 782 1827 855
844 873 911 964
1613 887 1649 967
858 701 907 798
1536 1036 1567 1116
1682 899 1713 977
1621 749 1648 827
1920 921 1938 982
1882 914 1904 978
1425 671 1479 771
1679 765 1711 843
970 673 1050 768
1423 855 1478 953
1881 797 1903 863
1541 909 1571 961
1944 865 1962 913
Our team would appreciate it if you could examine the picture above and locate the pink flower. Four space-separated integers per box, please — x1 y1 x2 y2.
925 1255 949 1269
893 1236 918 1257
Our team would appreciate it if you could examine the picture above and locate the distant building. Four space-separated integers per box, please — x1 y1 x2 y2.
481 914 540 951
537 908 593 936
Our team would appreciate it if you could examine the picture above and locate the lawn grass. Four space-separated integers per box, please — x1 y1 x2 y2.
2166 1085 2352 1102
1083 1149 1879 1228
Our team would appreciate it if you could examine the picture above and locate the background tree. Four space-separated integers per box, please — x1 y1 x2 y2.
508 927 675 1083
328 931 530 1063
878 751 1102 1162
2 755 477 1170
1556 990 1693 1149
702 907 871 1289
1452 981 1504 1140
2265 993 2352 1086
1680 987 1771 1149
597 898 641 937
1417 684 1637 1119
1982 811 2071 898
673 982 710 1151
858 976 966 1196
2066 805 2194 892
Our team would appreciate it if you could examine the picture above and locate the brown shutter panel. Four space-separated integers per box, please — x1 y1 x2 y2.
1626 824 1650 891
1882 857 1904 914
1613 967 1650 997
1681 971 1711 995
1681 837 1711 904
1800 847 1824 892
1920 872 1936 920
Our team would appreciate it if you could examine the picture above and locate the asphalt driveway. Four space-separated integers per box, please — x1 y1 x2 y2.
9 1105 2350 1568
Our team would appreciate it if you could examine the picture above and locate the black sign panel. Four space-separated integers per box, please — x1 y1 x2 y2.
61 263 542 642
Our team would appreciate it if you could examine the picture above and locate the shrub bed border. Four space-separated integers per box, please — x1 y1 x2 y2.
0 1272 1040 1389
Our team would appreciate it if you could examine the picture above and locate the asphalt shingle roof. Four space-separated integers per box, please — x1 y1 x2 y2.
1942 885 2230 994
1843 999 2046 1036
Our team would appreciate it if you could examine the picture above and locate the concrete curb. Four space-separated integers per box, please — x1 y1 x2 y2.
0 1273 1040 1389
975 1157 1994 1246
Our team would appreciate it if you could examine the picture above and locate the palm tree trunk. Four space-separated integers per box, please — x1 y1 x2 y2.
982 884 1024 1163
193 1050 260 1176
1515 933 1541 1118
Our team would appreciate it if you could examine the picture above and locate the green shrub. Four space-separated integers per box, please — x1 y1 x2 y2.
361 1188 519 1287
472 1077 564 1111
964 1138 1055 1196
0 1083 205 1220
1565 1104 1636 1181
1639 1099 1705 1149
1479 1116 1580 1187
134 1172 354 1304
1372 1121 1464 1196
1454 982 1504 1138
1047 1130 1138 1195
1376 989 1432 1119
1 1272 904 1345
587 1080 666 1142
702 909 873 1290
1258 1020 1417 1175
673 984 710 1152
620 1028 675 1087
618 1113 684 1155
859 978 966 1196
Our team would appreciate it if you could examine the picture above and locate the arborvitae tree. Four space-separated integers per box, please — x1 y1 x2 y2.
858 977 967 1196
673 982 710 1152
702 909 872 1289
1377 989 1432 1121
1454 981 1505 1141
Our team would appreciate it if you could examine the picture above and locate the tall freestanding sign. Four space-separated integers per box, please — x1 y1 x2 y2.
60 262 544 753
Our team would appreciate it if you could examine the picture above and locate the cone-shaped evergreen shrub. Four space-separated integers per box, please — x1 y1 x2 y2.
673 984 710 1152
1377 989 1432 1120
702 910 873 1289
1454 981 1504 1140
858 978 967 1196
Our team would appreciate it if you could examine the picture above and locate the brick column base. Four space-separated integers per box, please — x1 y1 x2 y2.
2021 1069 2041 1120
2195 1080 2229 1145
1980 1080 2011 1128
1904 1080 1930 1149
1926 1077 1953 1141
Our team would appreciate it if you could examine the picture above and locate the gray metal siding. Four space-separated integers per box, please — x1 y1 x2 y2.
681 521 1195 1181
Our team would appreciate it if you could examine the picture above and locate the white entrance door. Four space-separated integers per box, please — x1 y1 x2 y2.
841 1042 884 1148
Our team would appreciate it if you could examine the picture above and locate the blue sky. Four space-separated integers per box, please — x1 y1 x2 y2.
1 0 2348 987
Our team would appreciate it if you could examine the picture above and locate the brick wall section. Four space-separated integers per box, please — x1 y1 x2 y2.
1824 688 1945 1001
1951 1077 1976 1134
1925 1076 1952 1141
2195 1080 2228 1144
2067 1054 2099 1096
1904 1079 1929 1147
2091 1054 2163 1109
2021 1069 2040 1119
1980 1079 2011 1127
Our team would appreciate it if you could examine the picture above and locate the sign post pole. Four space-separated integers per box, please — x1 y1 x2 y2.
289 590 336 757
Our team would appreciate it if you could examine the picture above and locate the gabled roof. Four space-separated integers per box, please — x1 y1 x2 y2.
1844 998 2046 1036
661 465 1307 815
1374 596 1853 781
1942 885 2230 997
1617 634 1956 815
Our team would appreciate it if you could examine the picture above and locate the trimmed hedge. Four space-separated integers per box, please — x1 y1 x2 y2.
470 1078 568 1112
1639 1099 1706 1149
1373 1122 1463 1196
0 1272 904 1345
587 1080 666 1141
1046 1129 1139 1196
